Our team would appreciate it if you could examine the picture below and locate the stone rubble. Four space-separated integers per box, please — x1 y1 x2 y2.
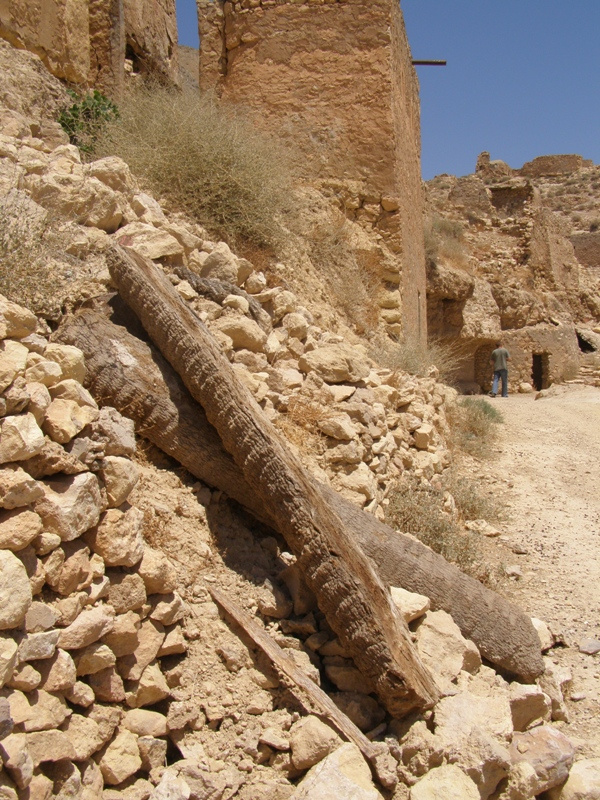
0 104 589 799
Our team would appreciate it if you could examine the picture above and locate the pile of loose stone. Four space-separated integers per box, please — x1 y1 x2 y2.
0 295 187 798
1 133 598 799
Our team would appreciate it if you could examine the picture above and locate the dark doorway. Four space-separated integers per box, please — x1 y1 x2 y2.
532 353 549 391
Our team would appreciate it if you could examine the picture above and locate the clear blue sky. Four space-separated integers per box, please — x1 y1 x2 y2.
175 0 600 180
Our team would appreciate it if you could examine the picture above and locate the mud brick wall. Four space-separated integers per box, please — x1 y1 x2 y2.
197 0 427 340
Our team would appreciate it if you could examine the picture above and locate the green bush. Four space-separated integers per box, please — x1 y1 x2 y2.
58 89 119 153
94 85 295 248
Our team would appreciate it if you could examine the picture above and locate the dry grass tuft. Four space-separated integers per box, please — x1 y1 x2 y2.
94 84 296 248
370 334 468 385
0 190 73 317
447 397 504 458
425 214 467 265
385 476 494 583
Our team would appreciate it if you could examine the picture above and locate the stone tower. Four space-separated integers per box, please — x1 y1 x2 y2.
197 0 427 340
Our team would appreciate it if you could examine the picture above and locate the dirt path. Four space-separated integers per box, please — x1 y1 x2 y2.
487 385 600 755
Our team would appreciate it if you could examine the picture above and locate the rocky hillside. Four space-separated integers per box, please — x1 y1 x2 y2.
0 38 599 800
424 151 600 394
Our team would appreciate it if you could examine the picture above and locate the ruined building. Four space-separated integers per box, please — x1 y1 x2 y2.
197 0 428 340
0 0 179 98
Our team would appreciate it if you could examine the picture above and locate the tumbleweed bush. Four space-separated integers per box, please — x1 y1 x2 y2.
447 396 504 458
94 85 295 248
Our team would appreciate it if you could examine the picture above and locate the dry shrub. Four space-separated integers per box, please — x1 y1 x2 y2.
385 477 492 583
425 214 467 264
307 217 383 333
447 397 503 458
444 469 504 523
0 189 72 317
94 84 296 248
371 334 467 385
273 397 328 457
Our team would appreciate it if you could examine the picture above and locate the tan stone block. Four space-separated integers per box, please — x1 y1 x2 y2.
42 398 98 444
101 610 140 657
510 725 575 794
87 703 122 744
0 732 33 790
117 221 184 261
34 648 76 692
25 729 77 767
7 663 41 691
149 592 185 626
75 642 117 676
0 296 37 339
0 414 45 464
23 357 62 387
0 339 28 392
292 742 382 799
61 714 103 761
99 455 139 507
410 764 479 800
88 666 125 703
0 465 43 509
125 662 170 708
510 683 552 732
6 689 71 732
26 381 51 426
123 708 168 737
0 549 32 630
157 626 187 657
0 508 43 551
17 630 60 662
0 634 18 688
43 343 86 383
137 735 167 771
58 604 115 650
35 473 103 541
117 619 165 681
24 601 58 633
107 570 147 614
213 315 268 352
98 729 142 785
48 378 97 409
290 716 342 770
63 680 95 707
84 506 145 567
137 547 177 594
414 610 482 690
390 586 430 623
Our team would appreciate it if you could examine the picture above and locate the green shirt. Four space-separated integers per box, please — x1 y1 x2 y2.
491 348 509 371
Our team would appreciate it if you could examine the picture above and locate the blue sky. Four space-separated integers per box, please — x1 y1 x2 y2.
176 0 600 180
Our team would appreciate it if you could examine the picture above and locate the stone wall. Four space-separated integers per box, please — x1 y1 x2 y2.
0 0 178 98
519 154 592 179
197 0 427 340
473 325 579 392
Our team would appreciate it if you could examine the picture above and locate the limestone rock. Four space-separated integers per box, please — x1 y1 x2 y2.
410 764 480 800
317 413 357 441
213 316 268 352
58 604 115 650
61 714 104 761
0 732 33 789
0 465 43 510
547 758 600 800
200 241 250 285
42 398 98 444
125 662 170 708
26 729 76 767
538 658 572 722
17 630 60 662
7 689 70 732
88 666 126 703
330 693 386 733
75 642 117 676
7 663 41 691
99 456 139 507
138 735 168 772
0 295 37 339
98 729 142 785
84 506 145 567
118 618 165 681
324 660 374 694
63 680 95 708
413 423 434 450
290 716 342 770
298 344 371 384
49 378 97 409
531 617 554 651
414 610 481 689
509 683 551 731
86 157 135 194
509 725 575 794
390 587 430 623
101 610 140 657
35 473 103 541
43 344 85 383
137 547 177 594
0 549 32 629
0 508 43 551
107 571 147 614
0 635 18 688
24 601 58 632
0 340 28 392
0 414 45 464
84 406 136 457
123 709 168 737
290 742 383 799
23 356 62 387
33 648 76 692
117 222 184 261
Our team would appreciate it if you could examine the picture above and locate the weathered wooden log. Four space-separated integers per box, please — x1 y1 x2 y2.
205 583 397 790
56 302 545 682
104 245 440 717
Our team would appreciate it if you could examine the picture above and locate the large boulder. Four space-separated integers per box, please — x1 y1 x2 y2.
290 743 383 799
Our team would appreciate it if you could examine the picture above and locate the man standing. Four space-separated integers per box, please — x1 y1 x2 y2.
489 341 510 397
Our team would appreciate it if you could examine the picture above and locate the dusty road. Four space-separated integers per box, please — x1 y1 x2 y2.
487 385 600 755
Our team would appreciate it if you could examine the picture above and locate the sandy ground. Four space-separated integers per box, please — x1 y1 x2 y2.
486 385 600 756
